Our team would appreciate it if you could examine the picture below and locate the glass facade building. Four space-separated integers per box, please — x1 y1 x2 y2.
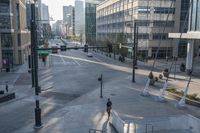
96 0 181 59
85 0 103 45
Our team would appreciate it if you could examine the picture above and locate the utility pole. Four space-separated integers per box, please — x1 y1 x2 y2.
132 22 138 83
98 74 103 98
31 1 42 128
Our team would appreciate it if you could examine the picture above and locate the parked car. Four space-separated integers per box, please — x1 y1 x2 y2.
52 46 58 53
87 52 93 57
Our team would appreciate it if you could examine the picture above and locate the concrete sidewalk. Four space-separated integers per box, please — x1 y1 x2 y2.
12 73 200 133
93 51 200 97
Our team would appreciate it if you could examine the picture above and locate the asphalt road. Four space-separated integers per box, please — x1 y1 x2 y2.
0 39 130 133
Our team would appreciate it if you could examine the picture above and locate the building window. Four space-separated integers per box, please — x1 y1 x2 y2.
153 21 174 27
138 6 150 13
1 33 13 48
16 3 20 29
154 7 175 14
17 34 21 46
152 33 168 40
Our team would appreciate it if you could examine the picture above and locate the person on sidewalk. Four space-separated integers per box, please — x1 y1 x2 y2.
5 81 8 92
106 98 112 119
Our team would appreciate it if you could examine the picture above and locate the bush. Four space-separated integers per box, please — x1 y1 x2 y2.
187 93 199 101
155 77 158 82
163 68 169 78
167 88 200 102
159 74 163 79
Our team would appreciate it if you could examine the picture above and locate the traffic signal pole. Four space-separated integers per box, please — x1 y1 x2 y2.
132 22 138 83
31 2 42 128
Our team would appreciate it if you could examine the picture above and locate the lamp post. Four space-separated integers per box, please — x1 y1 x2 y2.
132 22 138 83
31 0 42 128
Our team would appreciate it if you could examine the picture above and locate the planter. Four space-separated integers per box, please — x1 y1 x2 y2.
166 91 200 107
163 72 169 78
180 63 186 72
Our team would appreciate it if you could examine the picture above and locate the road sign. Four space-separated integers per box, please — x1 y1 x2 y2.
37 50 51 55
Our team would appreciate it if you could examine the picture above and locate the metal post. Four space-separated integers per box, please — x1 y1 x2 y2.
31 3 42 128
100 74 103 98
132 22 137 82
31 11 35 87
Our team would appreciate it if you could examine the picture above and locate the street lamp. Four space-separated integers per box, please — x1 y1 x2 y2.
31 0 42 128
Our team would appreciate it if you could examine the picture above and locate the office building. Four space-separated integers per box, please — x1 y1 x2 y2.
0 0 30 70
41 3 51 39
75 0 85 42
169 0 200 73
63 5 75 36
85 0 103 45
96 0 182 59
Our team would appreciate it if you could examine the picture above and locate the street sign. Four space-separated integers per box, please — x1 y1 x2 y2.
37 50 51 55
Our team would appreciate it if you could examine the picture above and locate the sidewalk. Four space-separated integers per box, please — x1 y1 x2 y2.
93 51 200 96
12 71 200 133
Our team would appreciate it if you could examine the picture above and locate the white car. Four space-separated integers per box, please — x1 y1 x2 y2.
87 52 93 57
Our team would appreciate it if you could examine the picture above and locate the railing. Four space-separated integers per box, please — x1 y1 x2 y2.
145 123 154 133
89 129 106 133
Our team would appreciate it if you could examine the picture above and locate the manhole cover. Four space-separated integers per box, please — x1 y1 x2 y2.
41 91 80 104
110 93 116 96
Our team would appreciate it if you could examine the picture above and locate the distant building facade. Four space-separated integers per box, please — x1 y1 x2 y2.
85 0 103 45
63 5 75 36
0 0 30 70
75 0 85 42
96 0 182 59
169 0 200 73
41 3 51 40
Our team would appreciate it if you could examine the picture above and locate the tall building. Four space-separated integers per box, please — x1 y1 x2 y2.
75 0 85 42
169 0 200 73
96 0 182 59
63 5 75 36
0 0 30 70
85 0 103 45
41 3 51 39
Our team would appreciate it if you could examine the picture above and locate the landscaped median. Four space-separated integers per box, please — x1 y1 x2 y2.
166 88 200 107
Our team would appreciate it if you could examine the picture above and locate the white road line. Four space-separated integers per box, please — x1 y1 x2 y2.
71 56 81 66
93 56 103 62
59 53 66 65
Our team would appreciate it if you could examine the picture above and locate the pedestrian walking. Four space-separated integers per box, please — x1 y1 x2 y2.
5 81 8 92
106 98 112 119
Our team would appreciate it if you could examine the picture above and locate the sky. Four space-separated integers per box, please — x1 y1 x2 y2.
42 0 75 21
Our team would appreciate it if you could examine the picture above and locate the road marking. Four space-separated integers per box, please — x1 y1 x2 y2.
59 53 66 65
93 56 103 62
71 56 81 66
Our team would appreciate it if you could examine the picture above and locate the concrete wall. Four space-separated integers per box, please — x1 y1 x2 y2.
111 111 200 133
111 111 126 133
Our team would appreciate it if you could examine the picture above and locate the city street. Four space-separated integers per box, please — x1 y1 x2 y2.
0 39 130 133
0 39 199 133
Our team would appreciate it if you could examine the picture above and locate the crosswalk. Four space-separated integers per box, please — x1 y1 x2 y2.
52 61 77 66
39 68 54 91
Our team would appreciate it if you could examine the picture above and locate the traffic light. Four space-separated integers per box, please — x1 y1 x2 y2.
60 45 67 51
84 45 88 52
